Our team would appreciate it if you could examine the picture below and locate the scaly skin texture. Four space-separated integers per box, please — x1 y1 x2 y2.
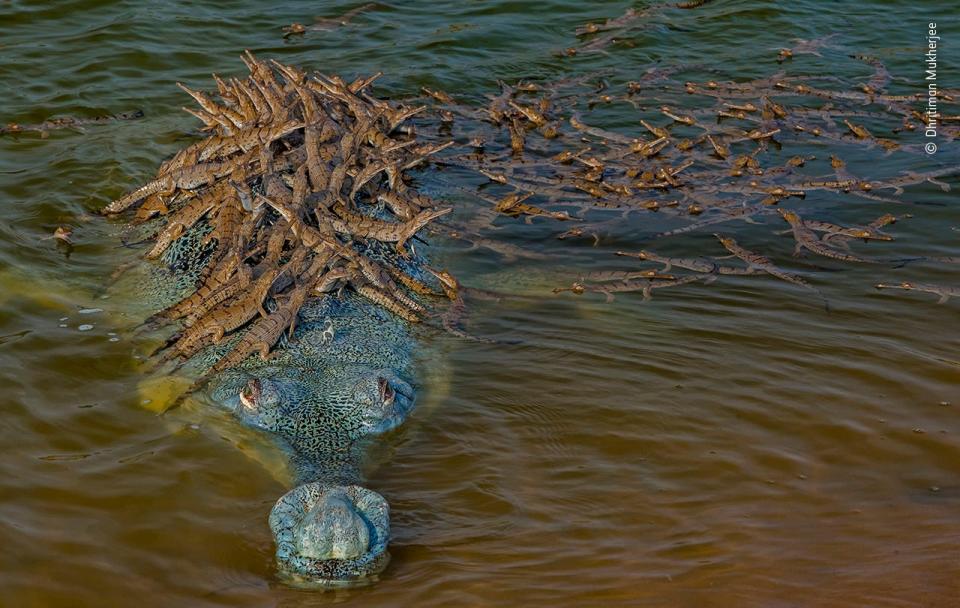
270 484 389 583
329 201 452 250
777 209 875 263
196 119 304 162
113 55 461 587
104 154 252 214
616 249 756 275
714 233 813 290
295 490 371 560
875 281 960 304
144 220 432 586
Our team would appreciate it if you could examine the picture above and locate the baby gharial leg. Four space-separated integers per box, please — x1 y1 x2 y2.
294 488 371 560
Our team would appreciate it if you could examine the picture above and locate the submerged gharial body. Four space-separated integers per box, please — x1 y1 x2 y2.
107 53 461 586
138 220 430 584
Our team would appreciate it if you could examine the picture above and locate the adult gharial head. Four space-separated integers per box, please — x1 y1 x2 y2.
203 293 418 586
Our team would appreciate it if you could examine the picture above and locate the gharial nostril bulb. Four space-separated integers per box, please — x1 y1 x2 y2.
294 492 371 560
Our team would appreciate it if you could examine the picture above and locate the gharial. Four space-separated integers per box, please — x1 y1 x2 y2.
105 52 462 586
97 26 960 586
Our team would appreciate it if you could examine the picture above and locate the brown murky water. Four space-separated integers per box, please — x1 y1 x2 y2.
1 1 959 606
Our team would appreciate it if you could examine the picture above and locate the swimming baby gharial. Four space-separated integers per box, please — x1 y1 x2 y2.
106 53 461 585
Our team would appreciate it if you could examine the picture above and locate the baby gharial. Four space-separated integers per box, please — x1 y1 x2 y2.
204 290 419 585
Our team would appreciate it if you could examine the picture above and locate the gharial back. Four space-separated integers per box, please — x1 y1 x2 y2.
110 218 216 322
104 51 461 401
119 209 430 476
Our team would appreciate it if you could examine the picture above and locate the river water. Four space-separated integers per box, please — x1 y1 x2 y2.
1 1 958 606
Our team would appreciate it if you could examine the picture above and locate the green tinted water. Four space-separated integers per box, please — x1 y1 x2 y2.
1 1 958 606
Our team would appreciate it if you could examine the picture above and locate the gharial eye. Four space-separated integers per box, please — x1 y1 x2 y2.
377 377 395 406
239 378 261 410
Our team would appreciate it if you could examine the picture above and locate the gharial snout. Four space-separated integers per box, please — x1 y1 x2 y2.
295 489 371 560
269 483 390 585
